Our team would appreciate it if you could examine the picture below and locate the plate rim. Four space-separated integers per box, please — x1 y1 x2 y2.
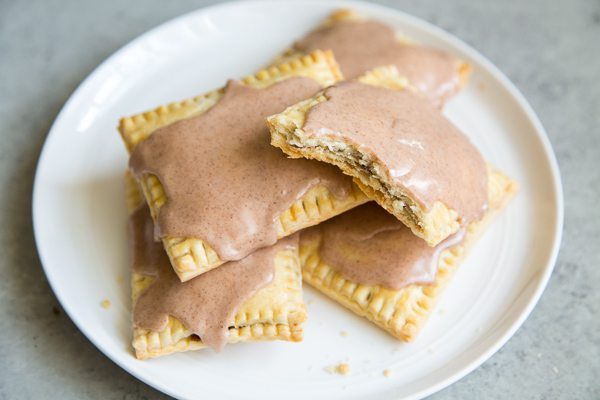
32 1 564 399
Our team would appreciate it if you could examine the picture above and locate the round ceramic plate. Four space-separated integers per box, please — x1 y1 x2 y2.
32 1 563 399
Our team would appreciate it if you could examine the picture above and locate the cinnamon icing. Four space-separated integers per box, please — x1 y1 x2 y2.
129 77 354 262
306 203 465 289
130 204 297 351
294 20 462 107
302 81 488 225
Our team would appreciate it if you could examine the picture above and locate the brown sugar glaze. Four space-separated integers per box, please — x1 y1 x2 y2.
302 81 488 225
294 20 463 107
305 203 465 289
130 77 354 262
130 204 298 351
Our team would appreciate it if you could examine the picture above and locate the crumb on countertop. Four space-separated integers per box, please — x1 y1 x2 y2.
552 366 559 374
383 369 392 377
340 330 348 337
326 362 350 375
101 299 111 309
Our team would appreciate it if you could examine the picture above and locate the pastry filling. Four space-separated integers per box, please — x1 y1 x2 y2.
130 204 297 351
301 81 488 226
304 203 465 289
294 20 461 107
129 78 354 262
284 131 424 231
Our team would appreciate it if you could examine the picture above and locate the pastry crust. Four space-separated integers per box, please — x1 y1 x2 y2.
118 50 368 282
299 168 517 341
125 173 307 359
267 66 477 246
272 9 471 90
119 50 343 152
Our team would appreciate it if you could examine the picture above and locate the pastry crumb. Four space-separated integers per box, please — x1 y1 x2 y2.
383 369 392 377
100 299 111 309
552 366 559 374
340 330 348 337
326 362 350 375
337 363 350 375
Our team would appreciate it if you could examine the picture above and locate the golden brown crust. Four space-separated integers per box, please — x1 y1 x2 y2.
119 50 343 152
324 8 364 25
118 50 369 282
300 168 517 341
137 172 367 282
125 173 307 359
271 9 471 89
267 66 469 246
131 247 306 359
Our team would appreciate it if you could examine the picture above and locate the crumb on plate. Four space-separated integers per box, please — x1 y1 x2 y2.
326 362 350 375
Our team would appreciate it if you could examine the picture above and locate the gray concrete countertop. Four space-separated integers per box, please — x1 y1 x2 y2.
1 0 598 398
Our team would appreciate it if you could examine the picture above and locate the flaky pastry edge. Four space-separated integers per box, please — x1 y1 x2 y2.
267 66 476 247
119 50 368 282
299 168 517 341
125 172 307 359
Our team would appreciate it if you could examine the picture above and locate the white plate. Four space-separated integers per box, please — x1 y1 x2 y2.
32 1 563 399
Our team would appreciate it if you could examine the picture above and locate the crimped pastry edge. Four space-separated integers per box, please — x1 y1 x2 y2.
119 50 369 282
271 8 471 92
125 173 307 359
300 168 517 341
267 65 466 247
